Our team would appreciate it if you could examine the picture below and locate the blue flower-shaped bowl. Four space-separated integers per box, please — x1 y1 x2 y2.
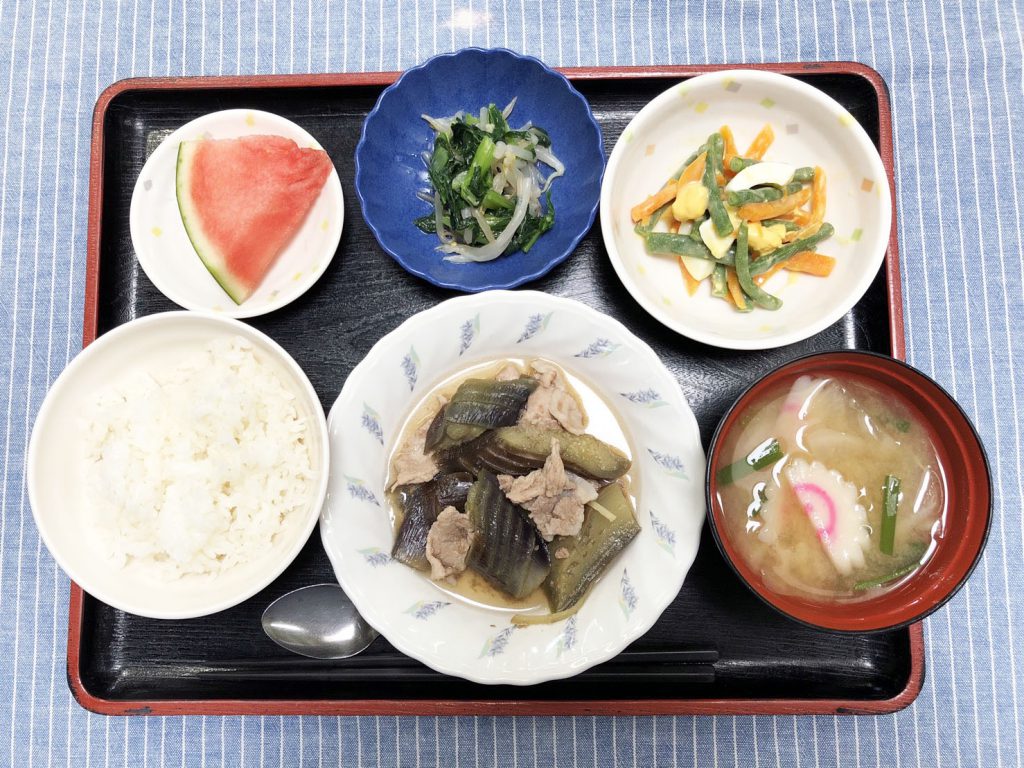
355 48 605 292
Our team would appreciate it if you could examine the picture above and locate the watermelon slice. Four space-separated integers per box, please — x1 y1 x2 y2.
175 135 333 304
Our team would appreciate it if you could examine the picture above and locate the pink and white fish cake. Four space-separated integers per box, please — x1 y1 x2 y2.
783 458 870 575
774 375 828 452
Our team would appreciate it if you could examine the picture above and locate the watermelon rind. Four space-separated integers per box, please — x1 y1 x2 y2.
175 141 250 305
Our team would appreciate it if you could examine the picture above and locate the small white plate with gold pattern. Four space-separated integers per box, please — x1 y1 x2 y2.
129 109 343 318
600 69 891 350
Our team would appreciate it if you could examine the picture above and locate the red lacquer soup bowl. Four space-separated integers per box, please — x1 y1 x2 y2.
706 350 992 633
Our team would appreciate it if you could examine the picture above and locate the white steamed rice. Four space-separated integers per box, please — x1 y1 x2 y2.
82 336 315 580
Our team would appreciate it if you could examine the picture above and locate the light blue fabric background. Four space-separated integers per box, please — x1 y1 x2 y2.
1 0 1021 765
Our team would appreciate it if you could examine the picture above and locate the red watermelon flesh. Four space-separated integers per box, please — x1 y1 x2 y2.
176 135 333 304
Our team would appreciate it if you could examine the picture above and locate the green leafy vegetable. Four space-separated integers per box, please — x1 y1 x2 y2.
418 101 563 262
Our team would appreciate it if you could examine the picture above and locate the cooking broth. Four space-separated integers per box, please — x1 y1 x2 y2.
386 358 634 611
715 375 946 602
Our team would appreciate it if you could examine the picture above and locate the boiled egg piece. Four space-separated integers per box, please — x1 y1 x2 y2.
725 162 797 192
699 210 741 261
680 252 716 282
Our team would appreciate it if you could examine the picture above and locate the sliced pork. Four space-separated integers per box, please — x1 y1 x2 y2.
519 360 587 435
498 439 598 540
425 506 475 581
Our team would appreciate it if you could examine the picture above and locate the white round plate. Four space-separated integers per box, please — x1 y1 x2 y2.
129 109 344 318
27 312 330 619
320 291 706 685
601 69 892 350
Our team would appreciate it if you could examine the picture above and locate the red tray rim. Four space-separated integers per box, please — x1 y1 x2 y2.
72 60 919 717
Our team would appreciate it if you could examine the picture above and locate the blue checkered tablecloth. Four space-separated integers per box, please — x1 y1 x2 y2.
1 1 1022 765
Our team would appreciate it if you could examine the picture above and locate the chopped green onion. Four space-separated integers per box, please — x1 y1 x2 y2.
716 438 783 485
879 474 901 555
854 560 919 591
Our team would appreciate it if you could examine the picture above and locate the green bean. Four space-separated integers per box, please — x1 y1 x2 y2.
644 232 716 260
879 475 901 555
726 190 749 207
734 222 782 310
729 183 806 207
729 156 758 173
791 166 815 183
645 232 737 266
748 223 835 276
689 214 708 242
726 190 752 207
727 187 784 207
703 133 733 236
761 218 801 232
711 264 729 297
732 279 753 312
677 143 708 177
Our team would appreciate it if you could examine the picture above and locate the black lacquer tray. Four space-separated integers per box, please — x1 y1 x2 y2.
72 62 919 716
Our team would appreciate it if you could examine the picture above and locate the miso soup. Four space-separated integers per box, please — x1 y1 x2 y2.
714 375 946 603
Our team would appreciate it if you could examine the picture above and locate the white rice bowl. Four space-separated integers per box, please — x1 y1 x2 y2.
83 336 314 580
28 312 329 619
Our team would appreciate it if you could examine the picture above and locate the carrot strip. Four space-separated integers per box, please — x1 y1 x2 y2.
726 268 748 308
667 217 681 234
633 152 707 222
781 209 812 242
676 152 707 187
787 209 811 226
720 284 737 307
677 256 701 296
630 185 677 223
790 166 827 239
810 166 827 223
737 187 812 221
745 124 775 160
720 125 738 175
784 251 836 276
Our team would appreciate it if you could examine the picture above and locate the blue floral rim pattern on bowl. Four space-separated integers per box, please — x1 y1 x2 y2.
319 291 706 685
354 48 605 292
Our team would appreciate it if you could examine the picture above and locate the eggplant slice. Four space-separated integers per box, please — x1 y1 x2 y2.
544 482 641 612
391 472 475 570
424 377 539 451
434 471 474 508
466 470 551 599
436 426 631 482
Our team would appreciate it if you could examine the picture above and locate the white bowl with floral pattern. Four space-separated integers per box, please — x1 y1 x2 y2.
320 290 705 685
